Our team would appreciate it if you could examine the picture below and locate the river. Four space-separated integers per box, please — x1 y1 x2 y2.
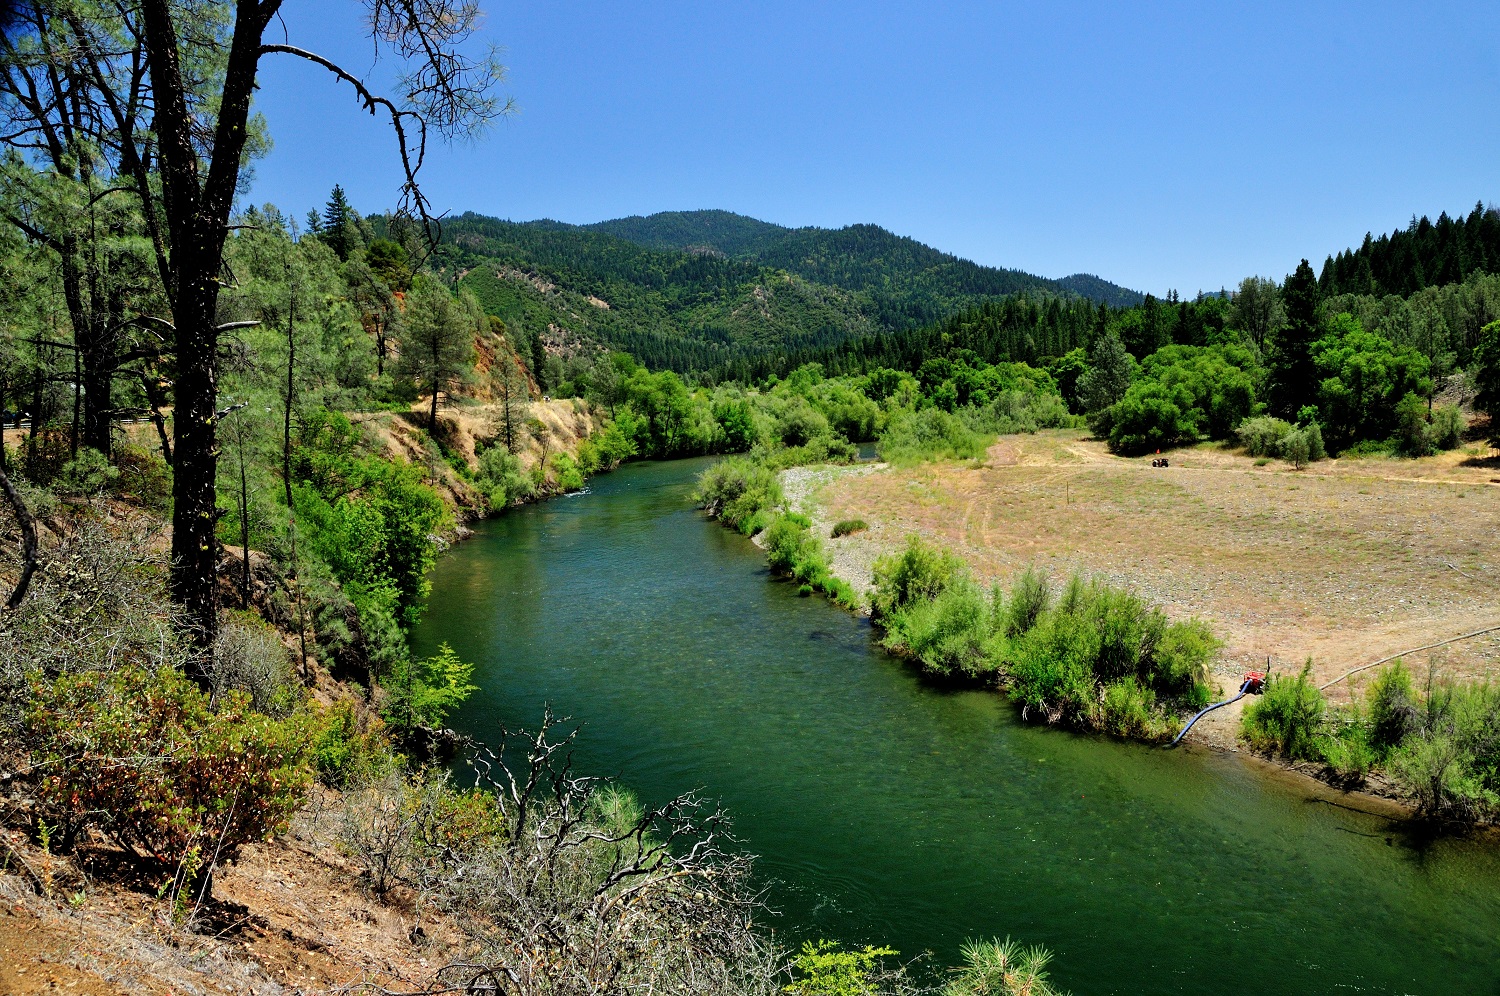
412 456 1500 995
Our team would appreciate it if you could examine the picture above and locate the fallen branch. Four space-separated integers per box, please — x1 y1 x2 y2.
1318 623 1500 692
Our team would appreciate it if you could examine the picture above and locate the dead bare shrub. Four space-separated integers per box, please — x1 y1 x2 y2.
0 510 184 732
338 709 782 996
210 616 299 717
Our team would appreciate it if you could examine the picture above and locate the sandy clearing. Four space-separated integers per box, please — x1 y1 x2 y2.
789 431 1500 726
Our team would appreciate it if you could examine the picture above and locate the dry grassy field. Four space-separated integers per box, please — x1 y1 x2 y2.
792 429 1500 710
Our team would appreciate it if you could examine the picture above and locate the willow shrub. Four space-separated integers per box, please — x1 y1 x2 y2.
870 536 967 619
874 540 1218 737
762 514 860 610
693 456 783 536
1008 579 1216 724
1241 662 1326 760
26 666 312 867
880 579 1001 679
1386 679 1500 820
876 407 991 466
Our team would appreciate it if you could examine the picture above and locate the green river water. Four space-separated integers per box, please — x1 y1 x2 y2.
412 456 1500 995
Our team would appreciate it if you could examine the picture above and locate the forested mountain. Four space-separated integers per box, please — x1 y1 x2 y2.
1319 202 1500 298
583 209 788 257
432 213 877 374
427 210 1142 375
1054 272 1147 306
587 209 1145 311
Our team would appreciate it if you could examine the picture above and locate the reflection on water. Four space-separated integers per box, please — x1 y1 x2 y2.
414 457 1500 995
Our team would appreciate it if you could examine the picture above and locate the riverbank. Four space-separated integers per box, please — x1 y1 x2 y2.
420 454 1500 993
763 429 1500 812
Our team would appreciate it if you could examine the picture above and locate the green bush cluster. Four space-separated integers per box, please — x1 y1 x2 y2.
693 456 784 535
382 641 479 733
1394 393 1466 457
1236 415 1327 467
1241 663 1327 759
310 699 400 787
1092 343 1259 455
831 518 868 538
1240 659 1500 822
873 540 1218 737
25 666 313 868
783 936 1069 996
762 513 861 610
475 444 536 510
877 407 991 465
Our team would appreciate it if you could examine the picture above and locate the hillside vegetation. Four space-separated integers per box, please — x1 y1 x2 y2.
428 209 1143 376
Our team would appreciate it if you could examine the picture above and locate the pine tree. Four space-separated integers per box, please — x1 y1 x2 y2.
321 185 357 261
1474 320 1500 446
1267 259 1320 419
399 277 476 429
1077 326 1133 414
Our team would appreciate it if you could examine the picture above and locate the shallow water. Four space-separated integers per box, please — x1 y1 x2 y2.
414 456 1500 995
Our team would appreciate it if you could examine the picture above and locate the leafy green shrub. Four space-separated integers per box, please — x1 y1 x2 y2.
1005 576 1215 730
1303 420 1327 461
882 580 999 679
1313 315 1432 451
1004 566 1051 637
693 456 783 535
870 536 967 618
1279 427 1312 468
1318 721 1378 780
311 699 399 787
763 515 818 575
831 518 868 538
1006 610 1101 721
548 452 586 492
55 448 120 496
1428 404 1464 451
381 641 478 732
785 940 901 996
1389 733 1473 815
1394 392 1434 456
877 407 990 465
1340 438 1394 458
1100 677 1164 738
1151 618 1218 707
1241 662 1326 759
1104 379 1199 454
1367 661 1419 754
758 514 861 609
476 445 535 510
26 666 312 868
1386 680 1500 819
113 443 173 512
1237 415 1294 457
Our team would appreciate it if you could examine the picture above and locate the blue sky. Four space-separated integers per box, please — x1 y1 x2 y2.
249 1 1500 296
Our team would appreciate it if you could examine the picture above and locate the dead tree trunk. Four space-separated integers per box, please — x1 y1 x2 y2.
0 466 39 611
